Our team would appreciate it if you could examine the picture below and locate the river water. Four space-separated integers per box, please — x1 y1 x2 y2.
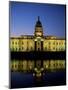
10 70 66 88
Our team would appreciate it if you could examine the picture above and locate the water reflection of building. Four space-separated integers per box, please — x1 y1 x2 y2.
11 60 65 72
10 16 65 72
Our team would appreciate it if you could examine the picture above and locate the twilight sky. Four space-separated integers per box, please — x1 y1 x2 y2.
10 1 66 38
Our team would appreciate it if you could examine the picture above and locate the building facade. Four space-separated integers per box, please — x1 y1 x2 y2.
10 16 65 72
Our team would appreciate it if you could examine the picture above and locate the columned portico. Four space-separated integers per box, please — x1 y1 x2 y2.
34 37 43 51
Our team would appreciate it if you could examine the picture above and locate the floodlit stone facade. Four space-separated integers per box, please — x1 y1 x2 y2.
10 16 65 52
10 16 66 72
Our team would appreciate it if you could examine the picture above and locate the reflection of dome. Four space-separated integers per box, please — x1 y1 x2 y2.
35 16 42 27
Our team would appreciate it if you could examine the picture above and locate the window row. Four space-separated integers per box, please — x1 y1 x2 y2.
11 47 33 51
11 42 24 45
46 42 65 45
11 63 65 70
45 47 65 50
11 42 65 46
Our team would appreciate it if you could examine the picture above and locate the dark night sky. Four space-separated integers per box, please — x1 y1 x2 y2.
10 1 66 38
